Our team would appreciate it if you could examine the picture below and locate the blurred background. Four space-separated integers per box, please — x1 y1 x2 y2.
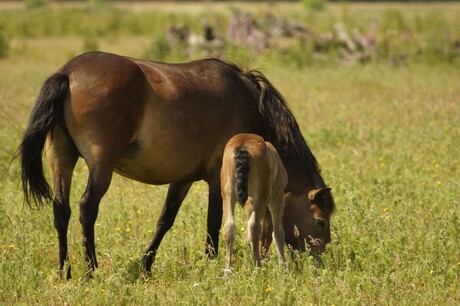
0 0 459 67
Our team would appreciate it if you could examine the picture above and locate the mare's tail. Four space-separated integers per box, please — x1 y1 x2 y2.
234 147 250 205
19 72 69 208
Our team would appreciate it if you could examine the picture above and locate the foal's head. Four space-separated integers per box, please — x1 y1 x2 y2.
283 187 335 255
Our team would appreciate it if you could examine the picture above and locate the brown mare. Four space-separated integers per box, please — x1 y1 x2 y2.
221 134 287 270
19 51 335 278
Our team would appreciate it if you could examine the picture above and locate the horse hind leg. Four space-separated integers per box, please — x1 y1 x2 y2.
46 128 79 279
222 191 236 271
79 164 113 276
247 197 266 268
260 209 273 259
269 192 286 263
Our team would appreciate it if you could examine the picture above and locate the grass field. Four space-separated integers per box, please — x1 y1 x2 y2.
0 2 459 305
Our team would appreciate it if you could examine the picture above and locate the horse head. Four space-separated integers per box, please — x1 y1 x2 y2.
283 187 334 255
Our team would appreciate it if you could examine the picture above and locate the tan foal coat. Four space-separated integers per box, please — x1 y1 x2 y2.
221 134 287 269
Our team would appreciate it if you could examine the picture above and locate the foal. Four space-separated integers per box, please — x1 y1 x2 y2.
221 134 287 270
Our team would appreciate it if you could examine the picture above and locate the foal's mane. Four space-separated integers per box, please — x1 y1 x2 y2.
206 59 325 188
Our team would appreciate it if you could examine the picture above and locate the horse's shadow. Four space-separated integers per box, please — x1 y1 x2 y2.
124 258 150 283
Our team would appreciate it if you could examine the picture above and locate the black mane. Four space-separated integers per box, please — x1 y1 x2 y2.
203 58 326 188
244 69 325 188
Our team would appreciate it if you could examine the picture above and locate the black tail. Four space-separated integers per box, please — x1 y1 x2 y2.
19 72 69 208
234 147 250 205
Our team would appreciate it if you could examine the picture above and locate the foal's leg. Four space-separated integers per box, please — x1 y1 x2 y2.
205 174 223 258
260 209 273 259
222 191 236 271
143 181 193 272
269 192 286 263
47 128 79 279
247 197 266 268
79 166 113 276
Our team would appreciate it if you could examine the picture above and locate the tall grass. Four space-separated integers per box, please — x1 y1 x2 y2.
0 2 459 305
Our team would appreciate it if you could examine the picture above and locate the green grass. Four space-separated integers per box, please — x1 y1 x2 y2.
0 2 459 305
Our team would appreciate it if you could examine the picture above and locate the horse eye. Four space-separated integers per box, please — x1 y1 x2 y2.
315 218 326 228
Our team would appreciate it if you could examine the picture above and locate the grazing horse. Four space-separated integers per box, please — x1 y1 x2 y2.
259 187 334 258
221 134 287 269
19 51 334 278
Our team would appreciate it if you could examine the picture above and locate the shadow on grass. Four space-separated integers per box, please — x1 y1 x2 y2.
123 257 150 283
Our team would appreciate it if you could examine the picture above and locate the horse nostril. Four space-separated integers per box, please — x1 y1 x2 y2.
315 218 326 228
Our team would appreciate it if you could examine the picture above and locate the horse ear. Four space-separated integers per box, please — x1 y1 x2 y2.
308 187 332 202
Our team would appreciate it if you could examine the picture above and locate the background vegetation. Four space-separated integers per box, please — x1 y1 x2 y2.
0 1 459 305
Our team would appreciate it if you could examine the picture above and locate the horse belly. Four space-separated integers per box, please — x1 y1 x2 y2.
115 112 253 185
114 142 205 185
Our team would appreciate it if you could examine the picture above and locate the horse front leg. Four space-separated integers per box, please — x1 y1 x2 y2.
79 167 112 277
143 181 193 273
206 175 223 258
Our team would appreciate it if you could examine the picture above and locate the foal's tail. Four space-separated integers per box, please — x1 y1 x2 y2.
19 72 69 208
234 147 250 205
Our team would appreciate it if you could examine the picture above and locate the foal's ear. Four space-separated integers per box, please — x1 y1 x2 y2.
308 187 332 202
